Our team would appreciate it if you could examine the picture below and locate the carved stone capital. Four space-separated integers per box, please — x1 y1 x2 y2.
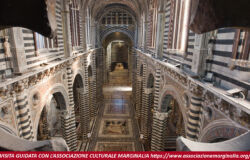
144 88 154 94
61 110 70 119
89 77 94 82
137 76 142 81
154 111 169 121
66 59 73 66
14 81 25 93
188 80 203 97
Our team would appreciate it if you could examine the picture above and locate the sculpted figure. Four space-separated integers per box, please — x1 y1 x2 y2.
3 36 11 58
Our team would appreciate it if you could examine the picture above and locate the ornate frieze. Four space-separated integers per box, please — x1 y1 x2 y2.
0 50 95 103
202 90 250 129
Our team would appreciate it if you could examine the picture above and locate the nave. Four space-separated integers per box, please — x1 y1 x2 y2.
0 0 249 152
87 63 143 151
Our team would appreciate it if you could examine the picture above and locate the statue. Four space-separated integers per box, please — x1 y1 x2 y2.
3 36 11 58
207 31 217 60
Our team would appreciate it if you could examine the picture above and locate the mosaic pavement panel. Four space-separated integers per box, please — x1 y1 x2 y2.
104 103 129 116
94 142 135 151
98 119 133 138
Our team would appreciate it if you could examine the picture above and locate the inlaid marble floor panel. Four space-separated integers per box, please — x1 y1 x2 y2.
94 142 135 151
98 119 133 138
87 64 142 151
103 103 130 116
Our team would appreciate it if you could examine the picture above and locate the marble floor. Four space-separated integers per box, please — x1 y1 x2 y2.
87 64 143 151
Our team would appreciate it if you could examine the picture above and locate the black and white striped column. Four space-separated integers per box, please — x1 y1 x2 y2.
131 50 137 107
153 67 161 111
62 66 77 151
88 77 95 117
96 49 104 108
91 53 97 116
128 47 133 84
186 95 203 141
151 111 168 151
135 76 142 120
141 88 153 150
14 86 34 140
83 57 91 120
106 49 111 83
139 62 147 140
103 49 108 84
135 58 143 120
77 88 90 140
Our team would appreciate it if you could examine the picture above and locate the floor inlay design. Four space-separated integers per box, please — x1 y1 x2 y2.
95 142 135 151
104 103 129 116
98 119 132 138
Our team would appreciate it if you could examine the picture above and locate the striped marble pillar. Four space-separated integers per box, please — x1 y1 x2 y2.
106 49 111 83
131 50 137 107
134 56 141 119
61 112 76 151
83 57 91 119
186 95 203 141
62 66 77 151
88 77 95 117
141 88 153 143
153 67 161 111
141 88 154 150
128 47 133 84
103 49 108 84
91 53 97 115
96 49 104 108
14 85 34 140
135 76 142 120
77 88 90 140
151 111 168 151
139 62 147 129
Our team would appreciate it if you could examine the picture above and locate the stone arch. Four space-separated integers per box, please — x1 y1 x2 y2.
73 74 84 107
45 92 67 139
34 84 69 140
158 86 187 150
158 85 187 123
199 119 248 143
72 74 84 142
73 69 85 85
101 27 135 43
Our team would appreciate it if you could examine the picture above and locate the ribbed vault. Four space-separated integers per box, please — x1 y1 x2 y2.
82 0 149 21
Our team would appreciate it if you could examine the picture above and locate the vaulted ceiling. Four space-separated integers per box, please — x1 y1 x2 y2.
102 32 133 48
82 0 149 21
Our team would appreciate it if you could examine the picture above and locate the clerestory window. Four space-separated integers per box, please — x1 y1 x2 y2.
69 0 81 47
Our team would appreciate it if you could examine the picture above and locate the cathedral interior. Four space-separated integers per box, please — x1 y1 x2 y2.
0 0 249 151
